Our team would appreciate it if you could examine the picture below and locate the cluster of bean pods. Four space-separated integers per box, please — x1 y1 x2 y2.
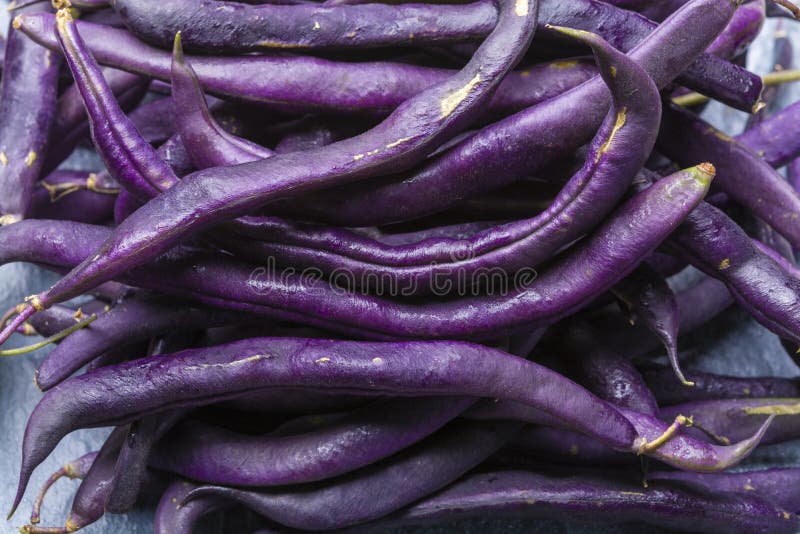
1 0 800 532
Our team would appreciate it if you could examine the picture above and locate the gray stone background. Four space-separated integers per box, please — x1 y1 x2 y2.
0 4 799 533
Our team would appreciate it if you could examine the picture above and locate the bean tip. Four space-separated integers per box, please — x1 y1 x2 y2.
695 162 716 183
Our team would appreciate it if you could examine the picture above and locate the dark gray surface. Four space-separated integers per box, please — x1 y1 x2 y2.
0 9 799 534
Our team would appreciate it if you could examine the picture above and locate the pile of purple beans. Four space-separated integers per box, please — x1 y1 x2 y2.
3 0 800 531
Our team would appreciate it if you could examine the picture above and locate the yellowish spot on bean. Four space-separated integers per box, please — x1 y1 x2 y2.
315 357 331 364
550 60 577 69
25 151 37 167
744 483 755 491
312 21 320 30
718 258 731 270
742 403 800 415
0 152 8 166
595 107 627 163
386 137 412 149
440 73 481 119
514 0 528 16
610 66 617 77
372 357 383 364
353 153 365 161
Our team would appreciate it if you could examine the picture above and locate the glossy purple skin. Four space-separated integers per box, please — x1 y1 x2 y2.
364 470 798 534
0 167 711 341
641 365 800 405
150 397 473 486
216 28 660 292
661 398 800 445
25 300 106 338
659 105 800 250
737 100 800 168
170 37 273 169
64 426 127 532
15 337 643 511
107 0 757 111
29 170 117 224
273 0 737 226
21 0 543 316
667 188 800 347
612 263 682 382
35 296 253 391
790 158 800 192
706 0 765 58
463 397 772 472
43 67 148 175
154 480 231 534
509 426 630 464
649 468 800 513
563 325 660 416
106 409 185 513
17 14 593 116
181 420 520 530
55 16 177 201
0 5 60 221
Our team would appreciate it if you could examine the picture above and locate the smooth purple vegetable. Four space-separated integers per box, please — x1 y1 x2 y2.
0 4 60 224
737 99 800 168
16 13 594 116
641 365 800 405
35 296 254 391
150 397 472 486
109 0 759 111
12 336 658 514
360 469 798 533
180 420 520 530
611 263 684 384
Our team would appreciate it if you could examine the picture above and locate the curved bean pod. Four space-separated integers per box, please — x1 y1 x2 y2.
109 0 758 111
181 420 520 530
150 397 473 486
363 469 798 533
15 14 593 116
0 166 713 342
641 365 800 405
154 480 231 534
737 100 800 168
0 4 60 223
29 170 118 225
6 0 538 326
13 337 643 513
35 296 253 391
29 451 97 526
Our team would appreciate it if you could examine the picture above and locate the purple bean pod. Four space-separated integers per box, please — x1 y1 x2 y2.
154 479 232 534
737 99 800 168
359 469 798 533
706 0 765 58
659 104 800 250
150 397 473 486
0 5 60 223
180 420 520 530
13 337 651 514
0 165 713 342
126 97 177 145
611 263 685 384
16 14 594 116
29 170 118 224
170 34 274 168
641 364 800 405
35 296 254 391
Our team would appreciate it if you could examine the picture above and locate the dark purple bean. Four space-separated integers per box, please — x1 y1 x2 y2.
705 0 765 58
150 397 472 486
641 364 800 405
154 479 232 534
0 4 60 223
738 99 800 168
0 0 539 326
13 337 649 514
0 165 712 342
110 0 758 112
35 296 254 391
659 104 800 250
170 34 273 168
611 263 685 384
562 323 660 415
181 420 520 530
25 300 106 338
509 425 630 464
42 68 148 175
214 25 660 292
17 14 594 116
649 468 800 513
362 469 798 533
